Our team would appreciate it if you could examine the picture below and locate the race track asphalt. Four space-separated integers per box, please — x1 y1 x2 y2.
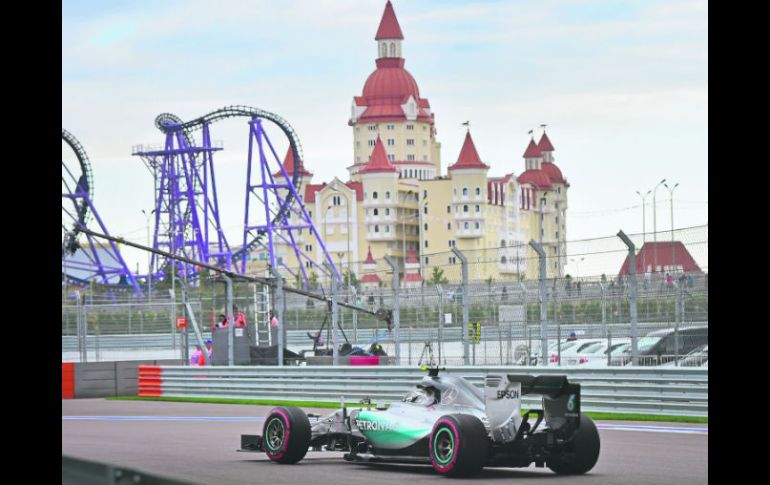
62 399 707 485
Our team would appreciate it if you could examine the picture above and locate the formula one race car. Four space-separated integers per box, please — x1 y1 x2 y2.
240 369 600 477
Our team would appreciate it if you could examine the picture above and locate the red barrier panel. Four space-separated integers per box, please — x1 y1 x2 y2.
62 363 75 399
138 365 162 397
349 355 380 366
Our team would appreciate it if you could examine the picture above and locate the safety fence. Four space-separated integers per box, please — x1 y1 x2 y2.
138 365 708 417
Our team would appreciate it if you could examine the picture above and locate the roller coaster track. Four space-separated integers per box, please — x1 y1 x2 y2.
62 128 95 256
152 105 305 266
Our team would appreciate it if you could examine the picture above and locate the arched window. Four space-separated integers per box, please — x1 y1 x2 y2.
464 222 469 229
500 239 506 247
381 43 387 57
373 191 378 199
390 42 395 57
475 205 480 213
501 256 507 264
385 191 390 199
476 187 481 196
374 225 379 233
463 205 468 213
373 208 379 216
385 225 390 233
462 187 468 196
475 222 480 229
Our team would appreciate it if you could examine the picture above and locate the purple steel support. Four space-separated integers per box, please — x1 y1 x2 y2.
255 119 276 270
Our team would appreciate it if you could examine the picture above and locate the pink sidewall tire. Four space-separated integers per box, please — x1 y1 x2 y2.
429 414 489 477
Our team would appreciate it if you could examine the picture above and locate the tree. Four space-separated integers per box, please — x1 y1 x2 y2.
427 267 448 285
308 271 319 290
342 269 359 290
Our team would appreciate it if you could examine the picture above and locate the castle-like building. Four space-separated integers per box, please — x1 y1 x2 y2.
263 1 568 286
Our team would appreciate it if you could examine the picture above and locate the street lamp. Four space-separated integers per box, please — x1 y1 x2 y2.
652 179 666 274
418 200 428 279
663 182 680 273
570 257 584 277
636 189 652 274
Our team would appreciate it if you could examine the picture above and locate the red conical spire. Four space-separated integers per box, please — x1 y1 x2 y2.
273 146 312 178
364 246 376 264
523 138 543 158
375 1 404 40
359 136 398 174
538 132 555 152
449 130 489 170
406 244 418 263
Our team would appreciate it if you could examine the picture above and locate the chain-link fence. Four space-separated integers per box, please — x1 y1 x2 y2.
62 225 707 367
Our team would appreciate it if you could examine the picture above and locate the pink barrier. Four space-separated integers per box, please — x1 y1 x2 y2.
349 355 380 366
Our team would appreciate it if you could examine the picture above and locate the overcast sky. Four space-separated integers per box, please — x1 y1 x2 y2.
62 0 707 275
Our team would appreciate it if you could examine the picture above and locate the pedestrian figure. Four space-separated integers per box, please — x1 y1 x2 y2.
215 314 228 329
269 310 279 346
501 286 508 302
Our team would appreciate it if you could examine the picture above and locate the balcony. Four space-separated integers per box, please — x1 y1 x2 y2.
456 226 483 238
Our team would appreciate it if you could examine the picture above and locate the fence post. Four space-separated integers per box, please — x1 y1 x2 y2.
436 284 443 365
383 255 400 365
351 286 358 346
221 274 235 366
529 241 548 367
270 267 284 367
168 289 177 353
451 247 469 366
599 282 607 338
617 230 638 365
520 282 528 363
327 263 340 366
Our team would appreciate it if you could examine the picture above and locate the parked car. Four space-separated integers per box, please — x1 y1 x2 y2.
627 326 708 366
660 343 708 367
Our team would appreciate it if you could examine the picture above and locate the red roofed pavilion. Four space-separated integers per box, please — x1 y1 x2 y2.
448 131 489 170
375 1 404 40
359 137 399 174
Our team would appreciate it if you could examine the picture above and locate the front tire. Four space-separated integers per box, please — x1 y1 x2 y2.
547 415 600 475
429 414 489 477
263 406 311 464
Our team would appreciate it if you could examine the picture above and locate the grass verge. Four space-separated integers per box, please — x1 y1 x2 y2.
107 396 707 423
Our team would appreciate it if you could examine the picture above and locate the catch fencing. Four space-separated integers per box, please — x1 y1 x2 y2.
62 225 707 367
139 365 708 417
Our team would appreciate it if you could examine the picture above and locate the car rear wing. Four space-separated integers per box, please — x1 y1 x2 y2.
485 374 581 442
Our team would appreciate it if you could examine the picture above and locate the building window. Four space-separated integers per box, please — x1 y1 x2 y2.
449 256 456 264
447 205 450 213
423 155 428 161
387 124 395 130
373 208 378 216
423 206 428 214
501 256 507 264
464 222 469 229
388 154 395 161
373 191 378 199
447 223 451 230
423 190 427 198
500 239 506 247
424 240 428 248
463 205 468 213
406 124 414 130
406 139 414 145
385 191 390 200
475 187 480 196
407 154 415 161
463 187 468 196
374 225 379 233
475 222 480 229
387 138 395 146
385 225 390 233
390 42 395 57
475 204 480 213
368 124 377 131
424 223 428 230
385 208 390 215
424 257 429 264
368 140 375 147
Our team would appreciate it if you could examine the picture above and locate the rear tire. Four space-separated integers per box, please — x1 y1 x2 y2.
547 415 600 475
263 406 311 464
429 414 489 477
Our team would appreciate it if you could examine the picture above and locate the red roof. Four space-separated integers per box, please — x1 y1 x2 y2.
361 274 382 283
406 244 418 263
619 241 702 275
303 183 327 203
359 137 399 174
345 181 364 201
538 132 555 152
363 59 420 100
517 169 552 189
363 246 376 265
273 147 312 178
375 1 404 40
449 131 489 170
523 139 543 158
541 162 566 184
403 273 423 282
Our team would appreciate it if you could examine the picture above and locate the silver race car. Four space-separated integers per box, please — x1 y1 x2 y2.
240 369 600 477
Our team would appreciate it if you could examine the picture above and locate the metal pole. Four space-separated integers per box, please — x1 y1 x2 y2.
617 230 638 365
329 264 339 366
384 255 401 365
351 286 358 345
599 282 607 338
652 179 666 274
220 274 235 366
270 267 285 367
529 240 548 366
436 284 443 365
451 247 469 365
